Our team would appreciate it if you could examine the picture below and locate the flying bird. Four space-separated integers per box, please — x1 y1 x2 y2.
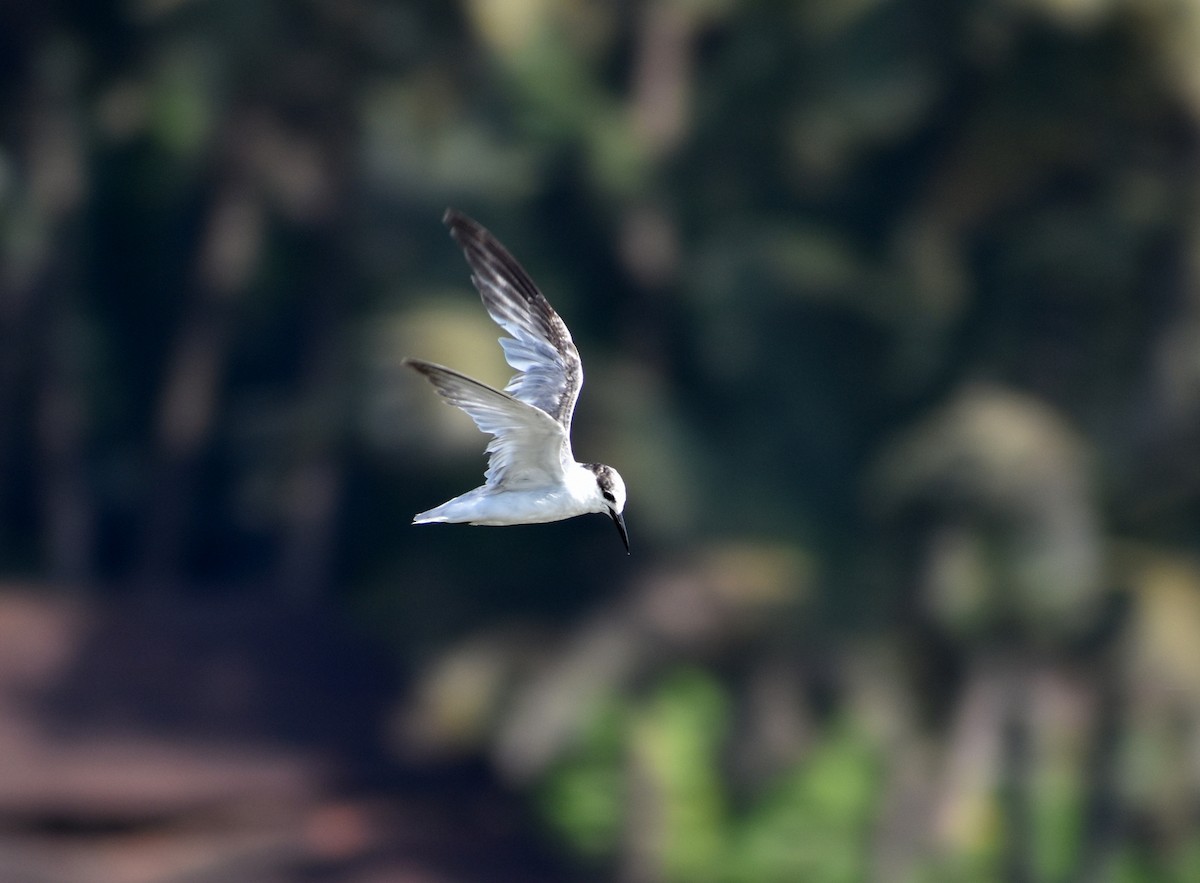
405 210 629 552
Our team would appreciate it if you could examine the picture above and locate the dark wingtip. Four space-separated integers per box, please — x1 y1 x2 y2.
402 357 437 378
439 210 546 308
443 208 480 240
444 209 490 254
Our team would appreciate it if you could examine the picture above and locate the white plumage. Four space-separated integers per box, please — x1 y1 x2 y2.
406 210 629 552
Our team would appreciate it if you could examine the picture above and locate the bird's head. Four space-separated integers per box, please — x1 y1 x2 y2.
587 463 628 554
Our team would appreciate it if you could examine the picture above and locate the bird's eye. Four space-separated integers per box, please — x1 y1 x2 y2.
602 491 615 503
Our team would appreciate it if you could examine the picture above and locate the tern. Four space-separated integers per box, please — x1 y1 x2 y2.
405 210 629 552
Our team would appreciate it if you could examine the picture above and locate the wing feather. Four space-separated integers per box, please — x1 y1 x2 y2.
404 358 568 487
444 210 583 429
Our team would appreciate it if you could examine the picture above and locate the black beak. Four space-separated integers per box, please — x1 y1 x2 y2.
609 510 629 554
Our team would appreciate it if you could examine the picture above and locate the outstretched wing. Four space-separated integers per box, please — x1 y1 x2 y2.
405 358 569 488
444 209 583 430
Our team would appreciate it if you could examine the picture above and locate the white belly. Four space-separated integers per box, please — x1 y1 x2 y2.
414 485 591 526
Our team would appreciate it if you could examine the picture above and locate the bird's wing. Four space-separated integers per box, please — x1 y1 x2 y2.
444 210 583 430
405 358 569 488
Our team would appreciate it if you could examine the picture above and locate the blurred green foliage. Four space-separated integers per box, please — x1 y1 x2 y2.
542 670 880 883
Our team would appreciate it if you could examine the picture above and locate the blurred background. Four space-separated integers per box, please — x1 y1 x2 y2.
3 0 1200 881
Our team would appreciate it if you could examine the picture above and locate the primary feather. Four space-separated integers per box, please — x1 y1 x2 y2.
444 209 583 428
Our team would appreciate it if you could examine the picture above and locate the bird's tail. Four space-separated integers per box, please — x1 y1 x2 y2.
412 487 488 524
412 505 450 524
